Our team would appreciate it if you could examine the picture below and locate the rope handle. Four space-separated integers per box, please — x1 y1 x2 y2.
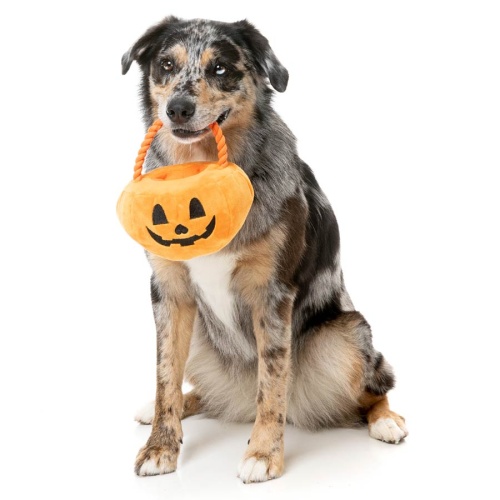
209 122 228 168
133 119 228 181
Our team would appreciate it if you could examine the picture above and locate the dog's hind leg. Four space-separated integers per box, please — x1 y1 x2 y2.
134 391 203 425
286 310 408 443
361 392 408 444
352 313 408 444
359 330 408 444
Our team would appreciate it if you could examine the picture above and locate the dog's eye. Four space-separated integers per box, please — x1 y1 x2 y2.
215 64 226 76
161 60 174 72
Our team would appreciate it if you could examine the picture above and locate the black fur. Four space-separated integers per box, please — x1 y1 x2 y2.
123 17 367 347
150 276 161 304
123 18 398 428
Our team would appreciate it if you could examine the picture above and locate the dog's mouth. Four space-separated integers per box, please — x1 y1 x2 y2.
172 110 230 140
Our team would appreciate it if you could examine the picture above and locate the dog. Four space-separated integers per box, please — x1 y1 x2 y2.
121 16 408 483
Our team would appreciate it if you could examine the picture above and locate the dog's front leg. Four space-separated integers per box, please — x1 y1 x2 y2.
135 263 196 476
238 288 293 483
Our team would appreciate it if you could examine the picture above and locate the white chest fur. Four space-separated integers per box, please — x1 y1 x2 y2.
186 253 238 332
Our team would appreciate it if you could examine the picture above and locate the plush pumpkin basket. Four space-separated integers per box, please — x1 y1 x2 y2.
117 120 254 261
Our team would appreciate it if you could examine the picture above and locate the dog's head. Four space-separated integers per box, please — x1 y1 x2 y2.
122 17 288 145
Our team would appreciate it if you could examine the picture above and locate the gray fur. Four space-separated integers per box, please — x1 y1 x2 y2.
125 17 396 432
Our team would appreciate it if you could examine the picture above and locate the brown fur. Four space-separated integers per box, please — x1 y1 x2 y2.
232 227 286 303
170 44 188 66
150 84 174 120
364 394 406 429
182 391 203 419
200 47 215 68
125 17 407 482
286 312 368 429
242 304 291 481
135 258 196 475
148 256 190 300
227 227 292 480
147 43 258 166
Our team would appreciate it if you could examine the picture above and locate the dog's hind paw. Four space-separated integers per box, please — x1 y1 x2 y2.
134 401 155 425
369 415 408 444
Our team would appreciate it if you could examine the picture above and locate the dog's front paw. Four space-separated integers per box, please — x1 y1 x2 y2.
135 444 179 476
237 450 284 484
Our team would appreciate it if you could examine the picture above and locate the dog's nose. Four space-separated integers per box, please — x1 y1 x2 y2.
166 98 196 124
175 224 189 235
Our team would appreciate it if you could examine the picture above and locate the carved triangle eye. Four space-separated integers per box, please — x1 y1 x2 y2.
189 198 206 219
152 204 168 225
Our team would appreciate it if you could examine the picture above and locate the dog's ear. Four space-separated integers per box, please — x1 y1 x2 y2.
121 16 180 75
234 20 289 92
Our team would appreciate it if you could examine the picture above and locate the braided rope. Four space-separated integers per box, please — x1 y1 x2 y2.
133 119 163 181
209 122 228 167
132 119 228 180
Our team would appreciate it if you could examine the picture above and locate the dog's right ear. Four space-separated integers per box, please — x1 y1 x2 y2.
121 16 180 75
234 19 289 92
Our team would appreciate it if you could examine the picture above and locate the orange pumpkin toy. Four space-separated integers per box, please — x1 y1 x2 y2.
116 120 254 261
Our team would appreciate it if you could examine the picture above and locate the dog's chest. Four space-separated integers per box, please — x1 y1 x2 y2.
186 253 238 332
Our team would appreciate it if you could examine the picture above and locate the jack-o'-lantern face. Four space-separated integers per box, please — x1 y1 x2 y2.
117 161 254 261
146 197 216 247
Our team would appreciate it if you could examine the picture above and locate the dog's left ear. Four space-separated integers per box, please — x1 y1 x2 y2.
234 20 289 92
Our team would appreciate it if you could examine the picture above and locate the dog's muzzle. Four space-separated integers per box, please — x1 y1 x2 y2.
171 109 231 139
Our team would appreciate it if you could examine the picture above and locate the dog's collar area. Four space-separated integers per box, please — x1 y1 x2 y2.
172 110 230 138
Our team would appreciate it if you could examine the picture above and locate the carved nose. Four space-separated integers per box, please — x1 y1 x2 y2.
166 98 196 124
175 224 189 235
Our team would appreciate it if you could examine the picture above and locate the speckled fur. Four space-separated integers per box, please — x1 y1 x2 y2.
123 16 406 480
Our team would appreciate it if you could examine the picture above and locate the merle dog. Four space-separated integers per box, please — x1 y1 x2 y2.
122 16 407 483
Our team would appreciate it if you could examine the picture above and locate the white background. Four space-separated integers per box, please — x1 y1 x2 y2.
1 1 499 498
